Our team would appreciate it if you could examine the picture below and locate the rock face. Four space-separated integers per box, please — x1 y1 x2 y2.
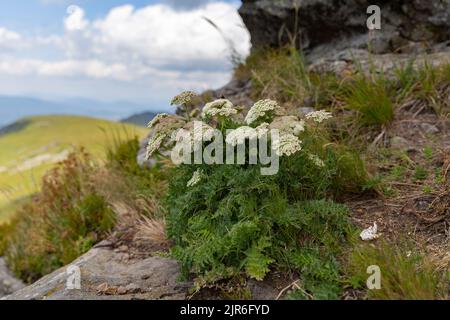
2 242 191 300
239 0 450 57
0 258 25 298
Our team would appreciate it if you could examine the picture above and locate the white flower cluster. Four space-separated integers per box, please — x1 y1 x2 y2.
273 133 303 157
291 120 306 135
146 114 186 159
226 126 257 147
245 99 280 125
146 133 166 160
145 93 334 167
307 153 325 167
171 91 197 106
173 121 216 153
190 122 215 151
305 110 333 123
225 123 269 147
202 99 237 118
187 169 203 187
147 113 169 129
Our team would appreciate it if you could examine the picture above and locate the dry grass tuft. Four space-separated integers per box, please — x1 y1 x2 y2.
135 215 171 247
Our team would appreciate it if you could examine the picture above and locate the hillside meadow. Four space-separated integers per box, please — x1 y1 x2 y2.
0 115 147 223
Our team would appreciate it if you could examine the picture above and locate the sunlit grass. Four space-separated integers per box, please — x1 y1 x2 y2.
0 115 147 222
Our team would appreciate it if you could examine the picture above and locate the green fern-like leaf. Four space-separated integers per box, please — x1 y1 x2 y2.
245 237 273 281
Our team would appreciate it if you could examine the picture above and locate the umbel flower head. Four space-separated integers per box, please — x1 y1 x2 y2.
172 121 216 153
171 91 197 106
147 113 169 129
146 132 166 160
272 132 303 157
305 110 333 123
225 123 269 147
307 153 325 167
269 116 305 136
187 168 203 187
145 114 186 159
202 99 237 118
245 99 281 125
225 126 258 146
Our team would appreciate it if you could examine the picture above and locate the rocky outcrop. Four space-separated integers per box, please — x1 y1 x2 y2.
3 240 285 300
239 0 450 58
0 258 25 298
2 242 191 300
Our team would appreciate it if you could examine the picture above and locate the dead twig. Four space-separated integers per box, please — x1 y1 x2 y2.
276 279 313 300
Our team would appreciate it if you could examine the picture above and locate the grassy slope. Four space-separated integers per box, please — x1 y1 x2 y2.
0 115 148 222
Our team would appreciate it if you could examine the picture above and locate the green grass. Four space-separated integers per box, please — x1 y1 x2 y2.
340 75 394 127
0 115 147 222
236 47 314 110
347 242 447 299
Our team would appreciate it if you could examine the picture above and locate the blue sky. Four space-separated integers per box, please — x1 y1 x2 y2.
0 0 249 120
0 1 235 33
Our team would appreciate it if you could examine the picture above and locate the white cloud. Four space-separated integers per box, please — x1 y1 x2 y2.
0 1 250 103
63 2 250 71
0 27 23 50
64 5 89 31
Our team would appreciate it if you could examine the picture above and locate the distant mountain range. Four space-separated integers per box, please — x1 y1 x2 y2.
121 111 157 127
0 95 164 128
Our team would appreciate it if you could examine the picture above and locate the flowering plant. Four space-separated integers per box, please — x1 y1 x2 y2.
153 92 365 288
146 92 333 178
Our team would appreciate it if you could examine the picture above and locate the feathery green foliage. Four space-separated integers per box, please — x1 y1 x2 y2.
164 138 360 298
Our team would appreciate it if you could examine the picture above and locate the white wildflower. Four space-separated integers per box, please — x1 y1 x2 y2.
272 132 303 157
187 169 203 187
360 222 379 241
305 110 333 123
269 116 305 136
202 99 237 118
245 99 280 125
291 119 305 135
171 91 197 106
193 121 215 142
145 115 186 159
307 153 325 167
173 121 216 153
147 113 169 128
146 133 166 159
226 126 258 147
255 122 269 138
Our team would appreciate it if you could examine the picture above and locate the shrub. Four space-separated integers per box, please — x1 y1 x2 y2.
146 93 363 297
3 150 115 282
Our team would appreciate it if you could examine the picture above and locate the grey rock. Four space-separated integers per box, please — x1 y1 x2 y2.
239 0 450 58
390 136 411 151
0 257 25 298
209 78 254 107
420 123 440 134
299 107 315 115
2 244 191 300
